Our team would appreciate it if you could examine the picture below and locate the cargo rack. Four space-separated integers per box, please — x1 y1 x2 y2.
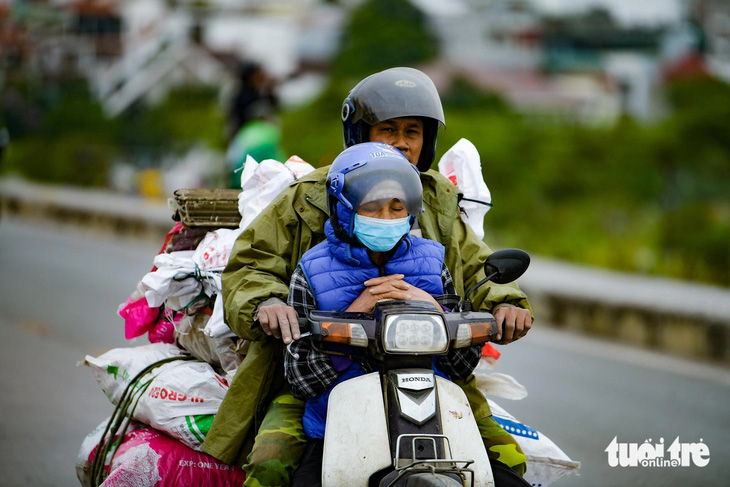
170 188 242 228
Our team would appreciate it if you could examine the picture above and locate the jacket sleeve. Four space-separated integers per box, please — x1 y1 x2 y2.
452 213 532 316
421 171 532 317
221 184 322 341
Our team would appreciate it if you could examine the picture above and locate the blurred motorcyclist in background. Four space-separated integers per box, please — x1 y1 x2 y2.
0 127 9 162
227 61 278 139
226 62 285 188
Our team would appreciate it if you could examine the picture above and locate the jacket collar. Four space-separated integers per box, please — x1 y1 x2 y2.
293 166 330 232
420 170 460 217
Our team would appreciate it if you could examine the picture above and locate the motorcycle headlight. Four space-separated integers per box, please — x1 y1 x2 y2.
382 314 448 353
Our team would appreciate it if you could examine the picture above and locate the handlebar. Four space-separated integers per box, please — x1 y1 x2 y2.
286 331 312 359
297 316 309 332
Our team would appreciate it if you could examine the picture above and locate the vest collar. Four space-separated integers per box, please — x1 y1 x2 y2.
324 220 411 268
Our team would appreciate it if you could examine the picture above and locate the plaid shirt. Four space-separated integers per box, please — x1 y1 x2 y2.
284 263 483 400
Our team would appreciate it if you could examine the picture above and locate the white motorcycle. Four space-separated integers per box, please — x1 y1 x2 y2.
288 249 530 487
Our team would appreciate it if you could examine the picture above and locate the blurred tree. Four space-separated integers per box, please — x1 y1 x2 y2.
441 77 511 113
118 85 226 163
332 0 438 80
650 77 730 285
2 82 225 187
281 0 438 166
433 77 729 286
3 80 118 186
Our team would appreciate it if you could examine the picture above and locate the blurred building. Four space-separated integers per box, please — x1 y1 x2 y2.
90 0 232 116
693 0 730 83
1 0 343 116
3 0 726 124
409 1 628 124
413 0 543 70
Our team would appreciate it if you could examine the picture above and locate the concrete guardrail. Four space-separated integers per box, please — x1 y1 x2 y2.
2 176 729 366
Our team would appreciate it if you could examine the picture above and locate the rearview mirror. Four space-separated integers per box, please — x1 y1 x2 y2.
461 249 531 311
484 249 530 284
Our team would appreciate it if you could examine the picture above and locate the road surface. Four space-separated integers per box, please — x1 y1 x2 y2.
1 217 728 486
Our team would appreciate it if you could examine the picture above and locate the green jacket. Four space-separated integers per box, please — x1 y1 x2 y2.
202 166 532 466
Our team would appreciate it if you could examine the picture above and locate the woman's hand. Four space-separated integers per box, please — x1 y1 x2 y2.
346 274 441 312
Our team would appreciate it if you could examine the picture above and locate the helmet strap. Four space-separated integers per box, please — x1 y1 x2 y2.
328 198 359 246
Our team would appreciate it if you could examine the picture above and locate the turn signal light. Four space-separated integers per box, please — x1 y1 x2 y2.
320 322 368 347
454 322 492 348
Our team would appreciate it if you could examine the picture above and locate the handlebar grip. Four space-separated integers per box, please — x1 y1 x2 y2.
297 317 310 333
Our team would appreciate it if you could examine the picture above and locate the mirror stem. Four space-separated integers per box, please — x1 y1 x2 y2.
461 271 499 312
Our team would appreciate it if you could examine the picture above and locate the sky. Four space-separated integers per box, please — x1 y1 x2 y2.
530 0 686 26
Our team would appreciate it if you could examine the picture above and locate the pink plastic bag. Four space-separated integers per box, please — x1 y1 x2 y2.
147 310 178 344
102 425 245 487
118 298 177 344
119 297 160 340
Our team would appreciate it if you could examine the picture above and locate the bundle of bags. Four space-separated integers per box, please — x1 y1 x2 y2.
78 156 315 486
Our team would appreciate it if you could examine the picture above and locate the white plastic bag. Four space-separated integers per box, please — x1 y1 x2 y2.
284 155 316 179
437 138 492 240
238 155 315 230
475 371 528 401
175 308 241 374
488 399 580 486
204 293 235 340
82 343 186 400
141 251 218 311
83 344 230 451
192 228 243 273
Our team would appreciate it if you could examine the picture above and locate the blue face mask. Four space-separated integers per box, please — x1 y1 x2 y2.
353 214 411 252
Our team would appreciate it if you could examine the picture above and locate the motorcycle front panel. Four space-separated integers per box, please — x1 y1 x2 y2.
322 372 391 487
436 376 494 487
321 372 494 487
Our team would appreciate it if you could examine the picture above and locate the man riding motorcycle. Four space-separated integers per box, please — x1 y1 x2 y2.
203 67 533 487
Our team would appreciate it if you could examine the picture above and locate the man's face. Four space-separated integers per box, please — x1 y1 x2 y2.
368 117 424 166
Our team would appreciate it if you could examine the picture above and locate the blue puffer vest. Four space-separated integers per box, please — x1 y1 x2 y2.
297 220 446 439
299 221 445 311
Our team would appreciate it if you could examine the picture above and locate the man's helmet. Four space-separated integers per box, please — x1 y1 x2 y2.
327 142 423 242
341 67 446 172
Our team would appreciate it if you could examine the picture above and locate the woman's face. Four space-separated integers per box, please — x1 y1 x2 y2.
356 198 408 220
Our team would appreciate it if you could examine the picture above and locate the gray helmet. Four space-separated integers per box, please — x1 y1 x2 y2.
341 67 446 172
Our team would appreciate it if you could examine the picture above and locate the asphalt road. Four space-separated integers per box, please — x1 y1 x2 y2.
0 218 160 486
1 217 728 486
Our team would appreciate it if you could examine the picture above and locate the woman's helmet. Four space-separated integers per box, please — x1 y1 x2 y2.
327 142 423 243
341 67 446 172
